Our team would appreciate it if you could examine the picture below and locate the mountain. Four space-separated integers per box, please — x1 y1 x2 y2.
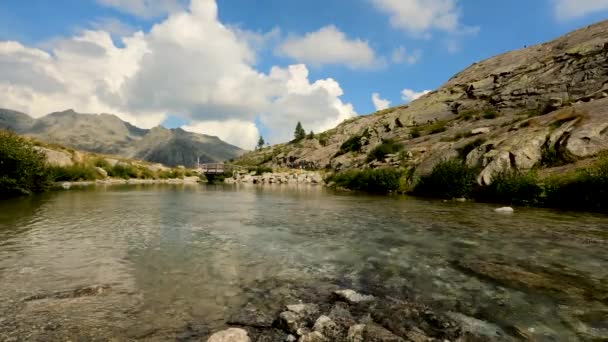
236 19 608 184
0 109 244 167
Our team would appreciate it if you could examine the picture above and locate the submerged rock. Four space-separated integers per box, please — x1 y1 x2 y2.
207 328 251 342
227 303 275 328
494 207 514 213
334 289 375 304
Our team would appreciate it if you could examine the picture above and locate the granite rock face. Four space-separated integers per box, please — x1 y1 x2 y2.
236 20 608 184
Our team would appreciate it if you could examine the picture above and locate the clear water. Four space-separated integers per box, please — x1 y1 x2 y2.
0 184 606 340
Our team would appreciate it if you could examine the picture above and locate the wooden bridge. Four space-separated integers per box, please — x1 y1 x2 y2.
197 163 246 175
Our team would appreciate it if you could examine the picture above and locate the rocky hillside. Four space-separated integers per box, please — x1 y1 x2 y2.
237 20 608 184
0 109 244 167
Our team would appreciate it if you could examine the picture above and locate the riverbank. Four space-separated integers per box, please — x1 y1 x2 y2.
224 170 325 185
52 176 202 188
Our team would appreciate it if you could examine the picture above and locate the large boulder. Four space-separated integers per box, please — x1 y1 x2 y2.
34 147 73 167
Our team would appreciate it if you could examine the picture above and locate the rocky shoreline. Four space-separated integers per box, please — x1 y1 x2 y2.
206 288 507 342
52 176 202 189
224 171 325 185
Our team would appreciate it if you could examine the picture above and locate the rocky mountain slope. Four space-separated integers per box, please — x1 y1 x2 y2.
237 20 608 184
0 109 244 167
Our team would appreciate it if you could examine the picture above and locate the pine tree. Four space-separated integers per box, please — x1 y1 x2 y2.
294 122 306 141
307 130 314 139
256 135 265 150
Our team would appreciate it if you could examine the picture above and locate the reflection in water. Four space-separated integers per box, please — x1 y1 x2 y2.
0 184 606 340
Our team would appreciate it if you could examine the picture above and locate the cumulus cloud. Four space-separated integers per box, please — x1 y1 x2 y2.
370 0 478 37
391 46 421 64
0 0 356 149
276 25 382 69
401 88 430 102
90 17 138 38
96 0 187 18
371 93 391 110
553 0 608 20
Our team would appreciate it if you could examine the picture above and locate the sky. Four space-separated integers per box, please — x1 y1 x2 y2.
1 0 607 149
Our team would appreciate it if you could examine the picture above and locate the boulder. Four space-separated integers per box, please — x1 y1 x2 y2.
312 315 344 341
95 167 108 178
495 207 514 213
207 328 251 342
471 127 491 135
298 331 327 342
34 147 73 167
279 311 306 335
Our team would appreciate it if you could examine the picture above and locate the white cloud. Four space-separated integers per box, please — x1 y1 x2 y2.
372 92 391 110
182 119 259 150
391 46 421 64
553 0 608 20
96 0 187 18
90 17 138 38
401 88 430 103
370 0 478 37
0 0 357 149
276 25 382 69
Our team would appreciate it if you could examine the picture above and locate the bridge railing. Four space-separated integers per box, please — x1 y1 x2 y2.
197 163 246 174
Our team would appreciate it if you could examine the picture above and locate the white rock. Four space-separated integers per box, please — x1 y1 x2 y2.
495 207 514 213
471 127 491 135
207 328 251 342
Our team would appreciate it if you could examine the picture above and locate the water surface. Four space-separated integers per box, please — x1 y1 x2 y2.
0 184 606 340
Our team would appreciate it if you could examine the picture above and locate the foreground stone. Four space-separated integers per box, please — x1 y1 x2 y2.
333 289 375 304
207 328 251 342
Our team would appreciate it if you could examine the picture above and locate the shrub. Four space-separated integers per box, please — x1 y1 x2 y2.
544 158 608 211
410 127 421 138
0 130 53 197
414 160 478 198
318 132 330 146
482 109 499 119
475 170 542 205
49 164 99 182
108 164 139 179
336 130 369 156
92 157 111 170
327 168 404 193
428 120 448 134
366 139 403 162
459 111 475 121
253 166 273 175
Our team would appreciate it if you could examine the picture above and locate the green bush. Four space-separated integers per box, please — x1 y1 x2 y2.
459 111 475 121
108 164 139 179
367 139 403 162
482 109 499 119
0 130 53 197
428 120 448 134
92 157 111 170
253 166 273 175
49 164 99 182
475 170 542 205
414 160 478 198
410 127 421 138
336 131 368 156
327 168 404 193
544 158 608 211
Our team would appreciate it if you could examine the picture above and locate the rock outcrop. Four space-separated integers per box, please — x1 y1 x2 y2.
235 20 608 184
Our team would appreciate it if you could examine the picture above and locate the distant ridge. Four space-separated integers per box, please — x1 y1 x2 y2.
0 108 245 167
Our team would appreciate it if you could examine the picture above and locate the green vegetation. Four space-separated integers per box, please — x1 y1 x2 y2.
317 132 331 146
50 164 99 182
410 126 421 138
414 160 478 198
459 110 476 121
294 121 306 142
482 109 499 119
0 130 53 198
428 120 448 134
366 139 403 162
476 170 543 205
256 136 265 150
326 168 405 193
307 131 315 139
251 166 273 175
336 129 370 156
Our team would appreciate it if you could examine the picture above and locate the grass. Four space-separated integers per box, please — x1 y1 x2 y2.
49 164 100 182
482 109 499 119
410 126 421 138
428 120 448 134
326 168 405 193
475 170 543 205
335 129 370 156
366 139 403 163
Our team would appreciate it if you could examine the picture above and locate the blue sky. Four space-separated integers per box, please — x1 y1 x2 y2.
0 0 607 148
